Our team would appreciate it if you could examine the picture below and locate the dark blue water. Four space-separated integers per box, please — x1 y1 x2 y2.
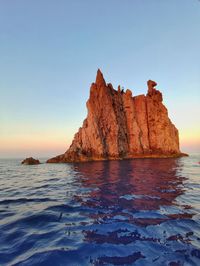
0 155 200 266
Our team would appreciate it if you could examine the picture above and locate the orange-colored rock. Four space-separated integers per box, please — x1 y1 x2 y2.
47 69 187 163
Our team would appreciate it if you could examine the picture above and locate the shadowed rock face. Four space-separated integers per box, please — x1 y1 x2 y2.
47 69 186 163
21 157 40 165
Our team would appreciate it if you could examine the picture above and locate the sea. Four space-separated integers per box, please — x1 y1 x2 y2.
0 154 200 266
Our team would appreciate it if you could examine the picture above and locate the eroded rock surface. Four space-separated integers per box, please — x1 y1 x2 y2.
47 70 186 163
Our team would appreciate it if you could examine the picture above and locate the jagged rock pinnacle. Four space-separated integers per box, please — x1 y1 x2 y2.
95 69 106 87
147 80 157 94
147 80 163 101
147 80 157 88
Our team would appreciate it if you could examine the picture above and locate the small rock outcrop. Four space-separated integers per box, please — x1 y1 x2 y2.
47 69 186 163
21 157 40 165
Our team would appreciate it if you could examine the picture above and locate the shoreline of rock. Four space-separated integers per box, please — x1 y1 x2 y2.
47 152 188 164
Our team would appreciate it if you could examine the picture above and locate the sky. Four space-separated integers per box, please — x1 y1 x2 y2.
0 0 200 158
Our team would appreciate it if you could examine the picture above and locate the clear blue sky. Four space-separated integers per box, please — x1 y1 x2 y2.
0 0 200 158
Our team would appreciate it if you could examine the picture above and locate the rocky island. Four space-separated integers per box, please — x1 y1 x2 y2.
22 157 40 165
47 69 187 163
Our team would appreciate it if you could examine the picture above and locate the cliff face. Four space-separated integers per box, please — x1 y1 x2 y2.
47 70 185 163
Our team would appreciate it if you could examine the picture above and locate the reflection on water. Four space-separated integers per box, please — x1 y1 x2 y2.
0 157 200 265
74 159 188 223
69 158 198 265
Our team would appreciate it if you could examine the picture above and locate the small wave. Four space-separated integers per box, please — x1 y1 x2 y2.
11 249 88 266
0 197 55 205
2 212 62 233
95 252 145 265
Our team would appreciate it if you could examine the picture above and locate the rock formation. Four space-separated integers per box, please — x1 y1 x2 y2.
21 157 40 165
47 69 186 163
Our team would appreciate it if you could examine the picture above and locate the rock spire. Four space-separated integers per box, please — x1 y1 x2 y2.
47 70 186 163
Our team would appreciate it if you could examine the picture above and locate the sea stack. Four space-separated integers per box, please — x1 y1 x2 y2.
47 69 186 163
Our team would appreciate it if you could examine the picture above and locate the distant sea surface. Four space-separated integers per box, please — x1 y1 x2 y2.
0 155 200 266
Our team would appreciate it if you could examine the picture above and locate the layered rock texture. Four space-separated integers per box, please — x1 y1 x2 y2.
47 70 186 163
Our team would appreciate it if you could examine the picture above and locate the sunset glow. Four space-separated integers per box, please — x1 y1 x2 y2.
0 0 199 158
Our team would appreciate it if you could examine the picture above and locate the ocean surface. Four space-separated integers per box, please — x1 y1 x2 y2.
0 155 200 266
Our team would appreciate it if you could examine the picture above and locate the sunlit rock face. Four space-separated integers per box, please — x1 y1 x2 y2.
47 69 186 163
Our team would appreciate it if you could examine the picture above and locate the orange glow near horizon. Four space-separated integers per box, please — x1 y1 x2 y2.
179 129 200 152
0 129 199 158
0 134 72 158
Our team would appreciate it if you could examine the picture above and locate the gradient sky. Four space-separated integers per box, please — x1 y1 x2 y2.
0 0 200 158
